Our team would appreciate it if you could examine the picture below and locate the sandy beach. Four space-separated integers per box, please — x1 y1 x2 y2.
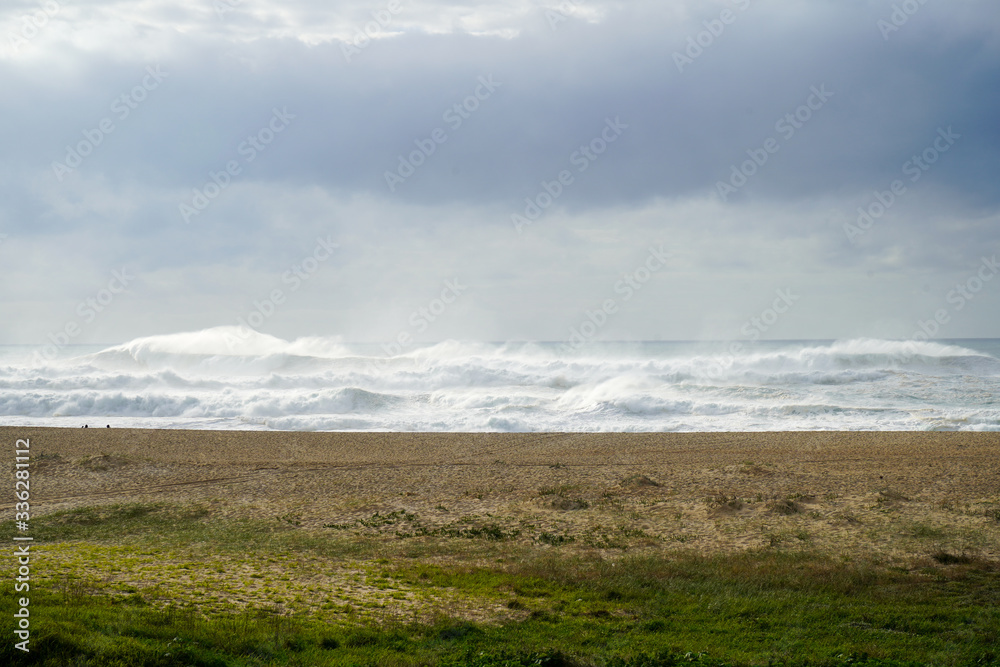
8 428 998 563
4 425 999 666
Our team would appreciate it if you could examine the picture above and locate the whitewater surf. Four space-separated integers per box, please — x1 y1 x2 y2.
0 328 997 432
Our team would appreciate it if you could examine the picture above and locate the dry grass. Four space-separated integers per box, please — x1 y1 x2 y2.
5 428 999 568
4 428 1000 665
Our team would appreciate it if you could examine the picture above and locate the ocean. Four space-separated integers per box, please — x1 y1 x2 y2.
0 328 998 432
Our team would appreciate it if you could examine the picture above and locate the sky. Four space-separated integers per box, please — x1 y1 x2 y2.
1 0 998 346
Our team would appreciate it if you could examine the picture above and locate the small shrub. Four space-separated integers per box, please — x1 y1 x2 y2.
708 495 744 514
539 484 578 497
551 498 589 511
767 499 801 516
931 551 972 565
538 532 575 546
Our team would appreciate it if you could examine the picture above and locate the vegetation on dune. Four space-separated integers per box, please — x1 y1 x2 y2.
4 503 999 666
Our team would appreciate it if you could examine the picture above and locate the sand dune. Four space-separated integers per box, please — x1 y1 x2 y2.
6 428 998 564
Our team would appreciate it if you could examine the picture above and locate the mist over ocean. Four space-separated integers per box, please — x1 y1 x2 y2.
0 329 997 432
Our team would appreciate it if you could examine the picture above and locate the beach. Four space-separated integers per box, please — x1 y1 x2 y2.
5 427 1000 664
11 427 998 562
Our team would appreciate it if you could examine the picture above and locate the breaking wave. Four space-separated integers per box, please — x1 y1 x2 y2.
0 329 997 431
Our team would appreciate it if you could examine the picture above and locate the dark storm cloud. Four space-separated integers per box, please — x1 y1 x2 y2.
2 0 996 214
0 0 998 343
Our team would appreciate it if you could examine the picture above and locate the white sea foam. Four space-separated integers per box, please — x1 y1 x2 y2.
0 328 997 431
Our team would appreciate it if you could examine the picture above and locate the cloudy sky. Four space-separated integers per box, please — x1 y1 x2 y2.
1 0 998 346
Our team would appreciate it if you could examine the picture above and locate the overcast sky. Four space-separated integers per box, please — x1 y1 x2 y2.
1 0 998 346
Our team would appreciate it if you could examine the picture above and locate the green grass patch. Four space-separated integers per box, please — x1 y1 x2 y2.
6 504 1000 666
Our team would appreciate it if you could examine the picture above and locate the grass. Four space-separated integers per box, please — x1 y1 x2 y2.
5 503 1000 666
326 510 521 541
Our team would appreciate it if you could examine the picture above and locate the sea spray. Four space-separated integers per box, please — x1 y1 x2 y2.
1 332 997 432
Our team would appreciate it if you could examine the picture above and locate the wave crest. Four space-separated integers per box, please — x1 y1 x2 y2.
1 333 997 431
